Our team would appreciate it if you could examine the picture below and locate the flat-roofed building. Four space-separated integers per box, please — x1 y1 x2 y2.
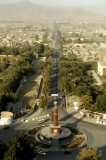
98 61 106 76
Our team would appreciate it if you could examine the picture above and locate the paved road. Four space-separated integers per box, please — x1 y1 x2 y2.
37 149 79 160
0 29 106 160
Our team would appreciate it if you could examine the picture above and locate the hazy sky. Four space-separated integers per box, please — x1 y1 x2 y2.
0 0 106 7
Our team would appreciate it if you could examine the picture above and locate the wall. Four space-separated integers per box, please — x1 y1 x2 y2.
103 68 106 75
98 62 103 75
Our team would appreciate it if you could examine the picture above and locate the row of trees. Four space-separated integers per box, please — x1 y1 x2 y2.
0 51 34 111
0 131 35 160
39 58 52 109
0 42 53 111
0 41 53 57
58 53 95 94
58 53 106 112
0 57 9 72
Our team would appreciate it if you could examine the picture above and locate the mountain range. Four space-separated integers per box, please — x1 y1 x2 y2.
78 5 106 16
0 1 106 22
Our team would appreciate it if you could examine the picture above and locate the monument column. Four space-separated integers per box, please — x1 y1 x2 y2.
50 101 60 134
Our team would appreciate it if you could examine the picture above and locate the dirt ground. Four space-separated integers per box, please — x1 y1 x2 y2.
17 59 42 108
66 95 83 108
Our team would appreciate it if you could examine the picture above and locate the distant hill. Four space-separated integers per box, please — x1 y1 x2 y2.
78 5 106 16
0 1 106 22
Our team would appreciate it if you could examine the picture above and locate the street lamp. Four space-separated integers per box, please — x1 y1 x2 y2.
54 101 57 107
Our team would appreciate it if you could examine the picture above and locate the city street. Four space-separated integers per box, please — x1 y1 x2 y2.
0 27 106 160
37 149 80 160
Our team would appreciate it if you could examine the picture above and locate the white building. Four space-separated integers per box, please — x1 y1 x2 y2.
98 61 106 76
0 111 13 125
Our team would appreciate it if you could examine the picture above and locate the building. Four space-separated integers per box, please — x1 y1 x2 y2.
0 111 13 125
98 61 106 76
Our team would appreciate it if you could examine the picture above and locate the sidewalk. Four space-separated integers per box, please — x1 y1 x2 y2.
66 106 106 126
14 107 43 123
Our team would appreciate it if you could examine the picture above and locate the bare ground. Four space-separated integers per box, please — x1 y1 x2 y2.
17 59 42 108
66 95 83 108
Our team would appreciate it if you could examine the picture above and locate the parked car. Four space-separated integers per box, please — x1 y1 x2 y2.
3 125 10 129
64 150 72 154
40 148 49 152
38 151 46 155
79 144 87 149
37 119 45 124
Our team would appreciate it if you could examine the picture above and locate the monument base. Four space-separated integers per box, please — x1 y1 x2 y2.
50 124 61 134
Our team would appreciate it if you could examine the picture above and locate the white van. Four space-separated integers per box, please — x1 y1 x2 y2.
37 119 45 124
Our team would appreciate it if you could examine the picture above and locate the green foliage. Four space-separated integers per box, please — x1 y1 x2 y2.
0 46 20 56
43 33 48 43
39 96 48 109
62 137 85 149
0 142 7 160
0 51 33 109
68 53 77 61
58 77 74 94
32 42 45 55
81 95 93 110
0 42 53 110
28 126 45 135
3 131 34 160
0 58 9 71
95 94 106 112
38 60 45 70
58 53 105 112
41 64 51 97
77 148 101 160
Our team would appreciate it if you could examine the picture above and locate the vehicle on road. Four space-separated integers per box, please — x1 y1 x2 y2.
40 148 49 152
3 125 10 129
79 144 87 149
38 151 47 155
37 119 45 124
64 150 72 154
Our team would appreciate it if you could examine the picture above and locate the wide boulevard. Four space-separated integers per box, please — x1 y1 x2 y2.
0 30 106 160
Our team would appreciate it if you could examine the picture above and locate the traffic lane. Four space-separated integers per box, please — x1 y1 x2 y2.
0 119 42 143
52 106 106 149
64 116 106 148
36 150 79 160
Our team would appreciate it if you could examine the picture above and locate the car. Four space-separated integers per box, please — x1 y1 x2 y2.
64 150 72 154
37 119 45 124
38 151 47 155
79 144 87 149
3 125 10 129
40 148 49 152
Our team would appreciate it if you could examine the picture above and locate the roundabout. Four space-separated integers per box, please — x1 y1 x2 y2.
33 101 86 149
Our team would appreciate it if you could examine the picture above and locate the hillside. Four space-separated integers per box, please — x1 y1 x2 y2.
0 1 106 22
78 5 106 16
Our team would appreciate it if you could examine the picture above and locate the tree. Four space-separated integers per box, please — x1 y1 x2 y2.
38 61 45 70
81 95 93 110
0 141 7 160
43 33 48 43
42 84 49 97
3 137 21 160
3 131 34 160
39 96 48 109
77 147 101 160
59 67 68 77
95 94 106 112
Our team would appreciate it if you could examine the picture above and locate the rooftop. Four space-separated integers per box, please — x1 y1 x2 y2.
98 61 106 67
